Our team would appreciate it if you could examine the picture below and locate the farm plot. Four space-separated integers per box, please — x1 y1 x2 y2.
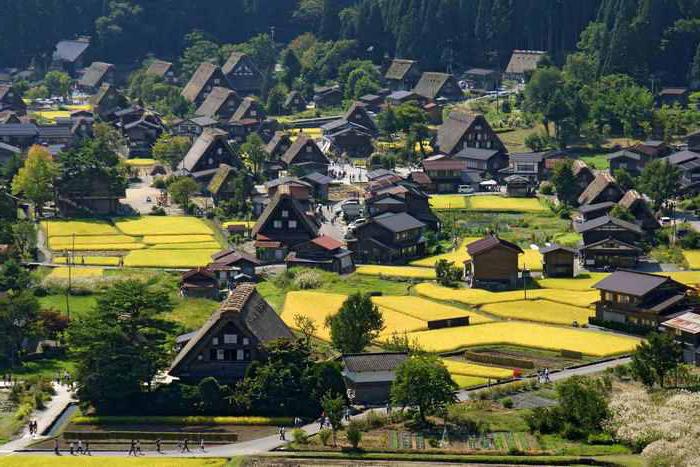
113 216 214 236
415 282 599 308
55 256 121 266
43 217 223 269
398 321 641 356
281 291 427 341
519 249 543 271
430 195 547 212
123 249 220 269
47 267 104 279
682 250 700 269
536 273 609 291
410 237 480 267
480 300 594 325
452 375 488 389
371 295 492 324
356 265 436 279
441 358 514 380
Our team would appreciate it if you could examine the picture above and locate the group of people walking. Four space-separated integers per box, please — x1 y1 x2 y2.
54 439 90 456
537 368 552 383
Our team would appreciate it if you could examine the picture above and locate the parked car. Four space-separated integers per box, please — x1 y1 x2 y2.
458 185 475 194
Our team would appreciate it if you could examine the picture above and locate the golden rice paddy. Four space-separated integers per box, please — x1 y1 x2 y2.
480 299 594 325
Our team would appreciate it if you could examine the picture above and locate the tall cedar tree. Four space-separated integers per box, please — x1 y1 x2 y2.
551 160 578 206
631 332 683 388
67 280 174 411
325 292 384 353
637 159 680 211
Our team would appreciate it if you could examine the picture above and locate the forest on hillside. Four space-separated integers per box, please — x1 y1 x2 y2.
1 0 699 86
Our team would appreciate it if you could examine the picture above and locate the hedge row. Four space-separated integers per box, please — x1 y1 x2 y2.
462 350 535 369
63 430 238 442
588 317 653 336
71 416 294 426
272 452 605 465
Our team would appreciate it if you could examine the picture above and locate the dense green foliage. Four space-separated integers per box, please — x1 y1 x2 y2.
4 0 699 89
630 332 683 388
325 292 385 353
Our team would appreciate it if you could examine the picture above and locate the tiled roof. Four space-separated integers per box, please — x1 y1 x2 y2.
574 215 642 235
593 270 682 296
467 235 523 256
384 59 418 81
342 352 408 372
505 50 546 75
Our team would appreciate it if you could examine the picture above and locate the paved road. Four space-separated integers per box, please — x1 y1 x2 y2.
0 383 74 454
2 356 631 459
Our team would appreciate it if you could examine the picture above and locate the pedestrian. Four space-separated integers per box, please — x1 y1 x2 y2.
128 439 136 456
280 426 286 441
318 417 324 429
136 439 142 456
183 438 191 453
545 368 550 383
76 439 83 455
155 438 162 453
54 438 60 455
199 437 205 452
69 441 75 455
84 441 91 456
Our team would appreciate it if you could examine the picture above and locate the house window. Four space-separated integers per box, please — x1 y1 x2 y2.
224 334 237 344
197 354 203 361
288 220 297 229
306 146 312 153
250 110 257 117
212 337 219 345
217 148 223 155
217 349 225 360
243 337 249 345
214 79 220 85
273 220 283 229
281 210 289 218
236 349 244 361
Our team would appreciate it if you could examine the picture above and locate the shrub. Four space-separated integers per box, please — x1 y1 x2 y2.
318 428 332 446
293 269 322 289
501 397 514 409
587 432 614 445
526 406 560 434
346 421 362 449
539 182 554 195
292 428 308 444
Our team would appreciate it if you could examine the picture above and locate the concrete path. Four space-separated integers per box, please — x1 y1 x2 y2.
0 383 74 453
2 355 632 459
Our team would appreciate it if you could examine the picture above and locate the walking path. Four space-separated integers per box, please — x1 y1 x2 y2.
1 356 631 458
0 383 74 454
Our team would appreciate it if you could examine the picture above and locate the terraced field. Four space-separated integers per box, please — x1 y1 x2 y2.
42 217 222 269
481 299 594 325
372 295 492 324
430 195 547 212
356 265 437 279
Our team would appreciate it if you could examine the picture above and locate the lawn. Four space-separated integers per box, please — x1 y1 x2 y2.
442 358 514 379
47 267 104 279
399 321 641 356
415 282 599 308
1 458 229 467
39 294 98 317
281 291 426 341
167 297 221 331
124 248 220 268
480 299 594 325
410 237 480 268
430 195 547 213
372 295 492 324
682 250 700 269
356 265 437 279
579 153 610 170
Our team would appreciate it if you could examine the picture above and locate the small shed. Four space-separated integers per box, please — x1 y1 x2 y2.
540 244 577 278
180 268 219 299
464 235 523 289
504 175 530 197
341 352 408 405
661 312 700 365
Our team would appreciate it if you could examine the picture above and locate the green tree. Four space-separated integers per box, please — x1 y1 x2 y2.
43 70 72 98
0 291 40 367
266 84 287 115
280 49 302 88
523 67 570 137
25 85 49 100
320 391 344 446
241 133 267 176
394 102 427 132
168 177 199 212
11 220 37 260
0 258 32 292
613 168 635 192
550 160 578 206
637 159 680 210
66 280 173 411
377 106 399 139
152 133 191 170
555 376 609 439
435 259 462 287
631 332 682 388
11 145 59 216
609 204 635 223
391 355 456 423
180 31 220 77
584 74 653 137
325 292 384 353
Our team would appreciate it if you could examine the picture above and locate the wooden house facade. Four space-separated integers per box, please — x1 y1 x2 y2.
347 212 426 264
464 235 523 289
540 244 577 278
